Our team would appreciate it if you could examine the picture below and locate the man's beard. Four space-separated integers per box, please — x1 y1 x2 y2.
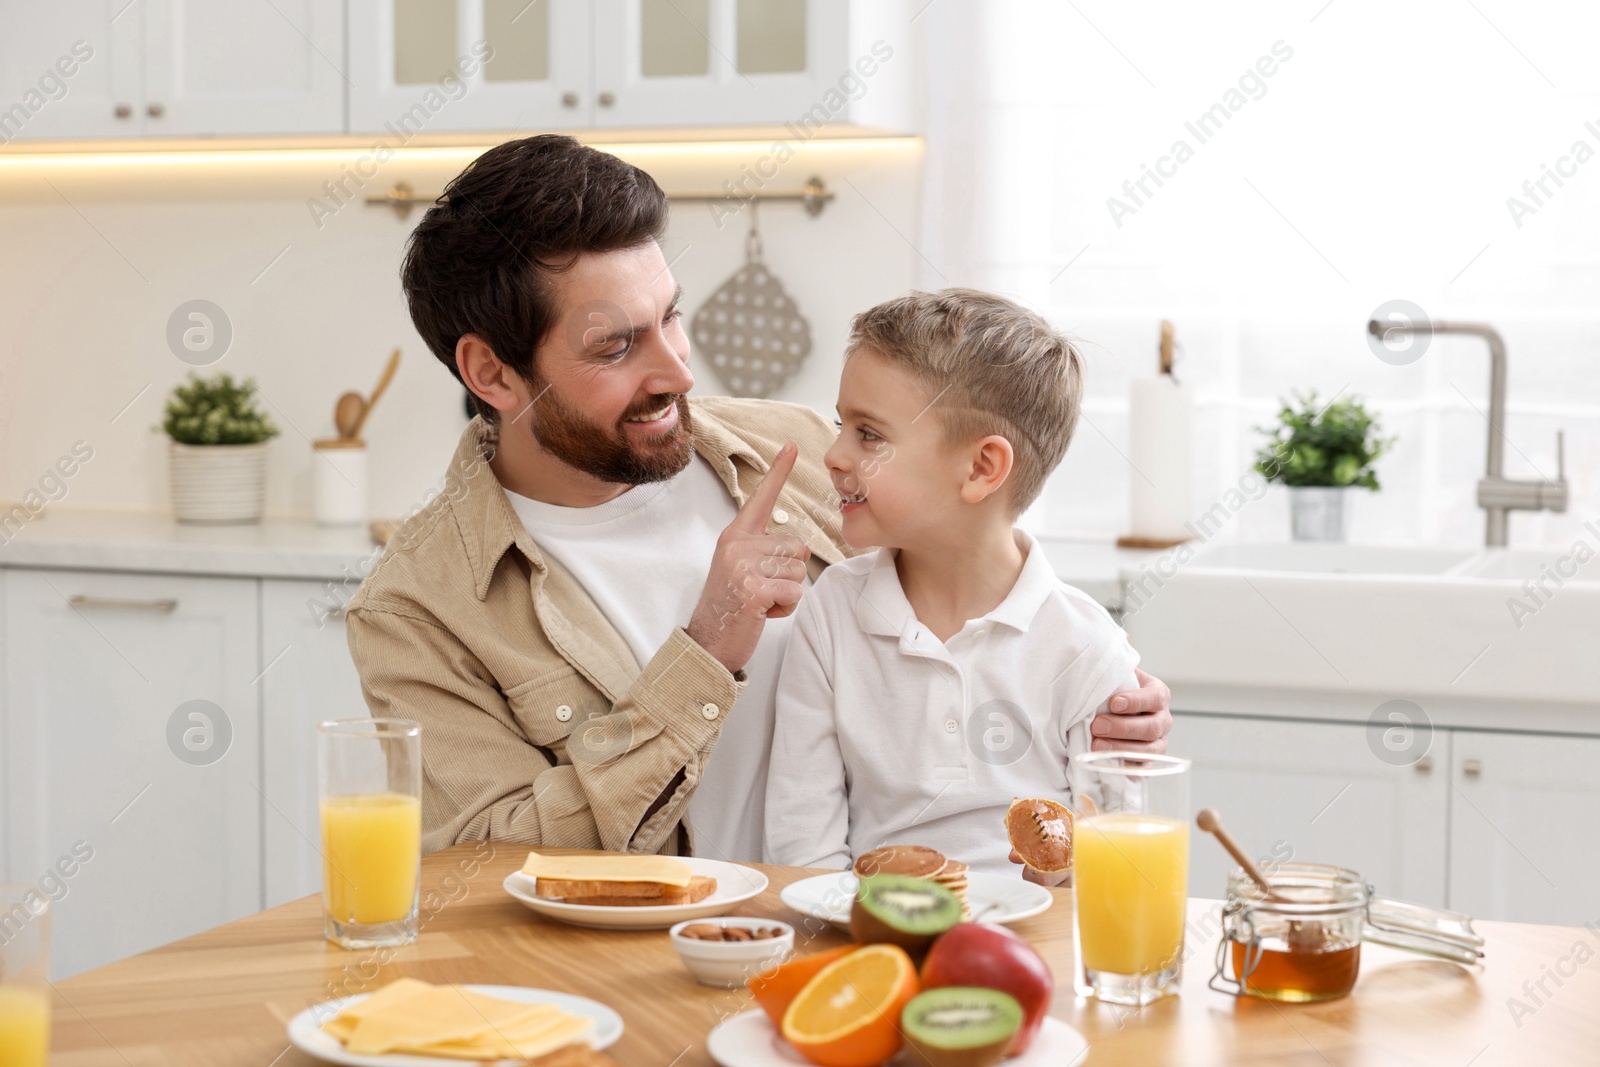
525 384 694 486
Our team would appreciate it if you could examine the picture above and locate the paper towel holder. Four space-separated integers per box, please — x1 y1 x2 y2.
1116 319 1194 551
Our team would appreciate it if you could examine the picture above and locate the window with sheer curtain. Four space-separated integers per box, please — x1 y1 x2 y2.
918 0 1600 547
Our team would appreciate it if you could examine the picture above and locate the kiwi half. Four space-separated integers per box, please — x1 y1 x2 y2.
849 873 962 955
900 986 1024 1067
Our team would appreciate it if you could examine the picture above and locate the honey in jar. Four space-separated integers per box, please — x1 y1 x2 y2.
1214 865 1371 1002
1229 938 1362 1002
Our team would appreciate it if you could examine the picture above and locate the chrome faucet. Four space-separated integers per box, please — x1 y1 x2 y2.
1365 318 1568 547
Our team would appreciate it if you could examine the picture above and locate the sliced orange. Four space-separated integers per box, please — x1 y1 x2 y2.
779 943 919 1067
748 945 859 1026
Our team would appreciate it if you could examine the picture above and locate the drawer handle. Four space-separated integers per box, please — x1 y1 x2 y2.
68 595 178 613
1462 758 1482 778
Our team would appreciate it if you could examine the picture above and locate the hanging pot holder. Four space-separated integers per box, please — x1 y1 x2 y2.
691 206 813 398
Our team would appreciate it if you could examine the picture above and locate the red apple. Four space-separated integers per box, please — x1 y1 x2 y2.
919 923 1054 1055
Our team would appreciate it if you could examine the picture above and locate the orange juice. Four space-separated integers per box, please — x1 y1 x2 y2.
1074 814 1189 975
321 792 421 924
0 986 50 1067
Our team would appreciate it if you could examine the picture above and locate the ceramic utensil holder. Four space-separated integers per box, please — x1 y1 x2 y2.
313 439 367 526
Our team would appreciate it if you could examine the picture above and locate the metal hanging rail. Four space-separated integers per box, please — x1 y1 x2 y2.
365 176 834 220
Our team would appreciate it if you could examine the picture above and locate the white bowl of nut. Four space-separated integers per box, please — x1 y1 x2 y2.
668 917 795 988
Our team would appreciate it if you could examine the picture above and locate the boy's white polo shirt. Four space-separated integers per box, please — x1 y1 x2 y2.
764 529 1139 875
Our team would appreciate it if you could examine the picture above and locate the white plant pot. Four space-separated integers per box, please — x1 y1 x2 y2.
168 441 268 524
1290 486 1348 542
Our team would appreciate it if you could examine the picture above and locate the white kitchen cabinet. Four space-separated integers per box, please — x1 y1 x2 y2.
1448 730 1600 926
0 0 343 142
260 578 367 909
0 2 141 140
348 0 914 133
1 568 261 979
143 0 346 136
1174 713 1449 907
349 0 594 132
590 0 909 129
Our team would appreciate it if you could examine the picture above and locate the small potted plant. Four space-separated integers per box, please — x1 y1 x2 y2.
162 373 280 524
1254 391 1394 542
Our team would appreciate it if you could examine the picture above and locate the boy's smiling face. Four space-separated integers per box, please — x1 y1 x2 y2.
826 345 976 550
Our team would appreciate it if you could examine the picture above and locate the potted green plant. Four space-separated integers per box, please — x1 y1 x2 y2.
1254 391 1394 542
161 373 280 524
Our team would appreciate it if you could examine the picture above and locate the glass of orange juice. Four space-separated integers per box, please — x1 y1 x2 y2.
0 883 51 1067
1069 752 1191 1006
318 718 422 949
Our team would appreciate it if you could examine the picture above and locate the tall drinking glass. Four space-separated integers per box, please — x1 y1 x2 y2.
1070 752 1191 1006
0 883 50 1067
318 719 422 949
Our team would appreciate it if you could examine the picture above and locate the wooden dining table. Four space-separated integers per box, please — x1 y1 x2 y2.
46 843 1600 1066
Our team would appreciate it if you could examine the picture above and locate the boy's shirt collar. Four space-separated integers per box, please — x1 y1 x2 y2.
852 529 1058 642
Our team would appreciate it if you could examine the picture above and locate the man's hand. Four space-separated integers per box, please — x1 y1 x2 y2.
1089 667 1172 753
1008 849 1072 888
686 443 811 675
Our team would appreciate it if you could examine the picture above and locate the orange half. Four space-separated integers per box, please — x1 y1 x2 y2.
779 943 919 1067
749 945 859 1026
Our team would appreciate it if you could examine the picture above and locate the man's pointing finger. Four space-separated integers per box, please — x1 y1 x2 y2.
732 442 798 534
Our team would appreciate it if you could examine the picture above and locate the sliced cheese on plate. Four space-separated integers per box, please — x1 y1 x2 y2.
520 851 692 887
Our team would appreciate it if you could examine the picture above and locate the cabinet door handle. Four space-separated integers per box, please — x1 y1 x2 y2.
1462 758 1482 778
68 595 178 613
560 91 579 108
1414 756 1433 773
114 104 132 119
146 102 165 118
597 91 615 107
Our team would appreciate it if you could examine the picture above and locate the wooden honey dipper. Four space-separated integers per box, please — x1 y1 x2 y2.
1196 808 1326 952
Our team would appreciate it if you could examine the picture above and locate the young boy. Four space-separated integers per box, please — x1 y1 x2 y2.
763 289 1139 882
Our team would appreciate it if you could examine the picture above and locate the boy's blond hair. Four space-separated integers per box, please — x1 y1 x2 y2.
846 288 1084 514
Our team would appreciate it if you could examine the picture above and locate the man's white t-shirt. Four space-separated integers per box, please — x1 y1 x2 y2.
504 453 805 862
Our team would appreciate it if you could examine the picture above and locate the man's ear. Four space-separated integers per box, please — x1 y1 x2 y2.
959 434 1015 505
456 334 530 414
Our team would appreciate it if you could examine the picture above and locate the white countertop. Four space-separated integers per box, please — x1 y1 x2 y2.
0 509 379 581
1033 534 1161 609
0 511 1152 606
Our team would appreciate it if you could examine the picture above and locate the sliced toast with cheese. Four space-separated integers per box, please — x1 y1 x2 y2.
522 851 716 907
554 875 717 907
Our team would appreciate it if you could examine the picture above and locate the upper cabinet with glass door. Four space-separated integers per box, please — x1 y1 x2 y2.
348 0 915 134
349 0 595 132
589 0 911 130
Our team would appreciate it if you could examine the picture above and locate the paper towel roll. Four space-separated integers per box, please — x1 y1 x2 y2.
1127 376 1192 542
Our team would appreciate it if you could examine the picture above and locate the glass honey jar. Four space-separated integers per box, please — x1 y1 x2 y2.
1211 864 1370 1002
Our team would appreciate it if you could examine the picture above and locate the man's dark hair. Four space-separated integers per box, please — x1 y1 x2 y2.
401 134 669 420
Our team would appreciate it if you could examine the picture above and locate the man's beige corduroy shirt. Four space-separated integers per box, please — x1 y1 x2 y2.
346 396 850 856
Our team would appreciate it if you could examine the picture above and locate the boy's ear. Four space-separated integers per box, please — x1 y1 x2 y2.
960 434 1015 505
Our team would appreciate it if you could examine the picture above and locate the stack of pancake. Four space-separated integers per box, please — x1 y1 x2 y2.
851 845 971 919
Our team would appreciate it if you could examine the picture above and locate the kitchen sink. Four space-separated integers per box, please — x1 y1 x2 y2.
1187 542 1479 576
1123 540 1600 708
1456 546 1600 583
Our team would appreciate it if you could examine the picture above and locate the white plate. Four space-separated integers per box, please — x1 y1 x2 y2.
503 856 769 930
706 1009 1087 1067
286 984 622 1067
779 870 1053 929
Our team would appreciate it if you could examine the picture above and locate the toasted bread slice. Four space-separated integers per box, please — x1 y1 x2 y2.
559 875 717 907
534 877 670 900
